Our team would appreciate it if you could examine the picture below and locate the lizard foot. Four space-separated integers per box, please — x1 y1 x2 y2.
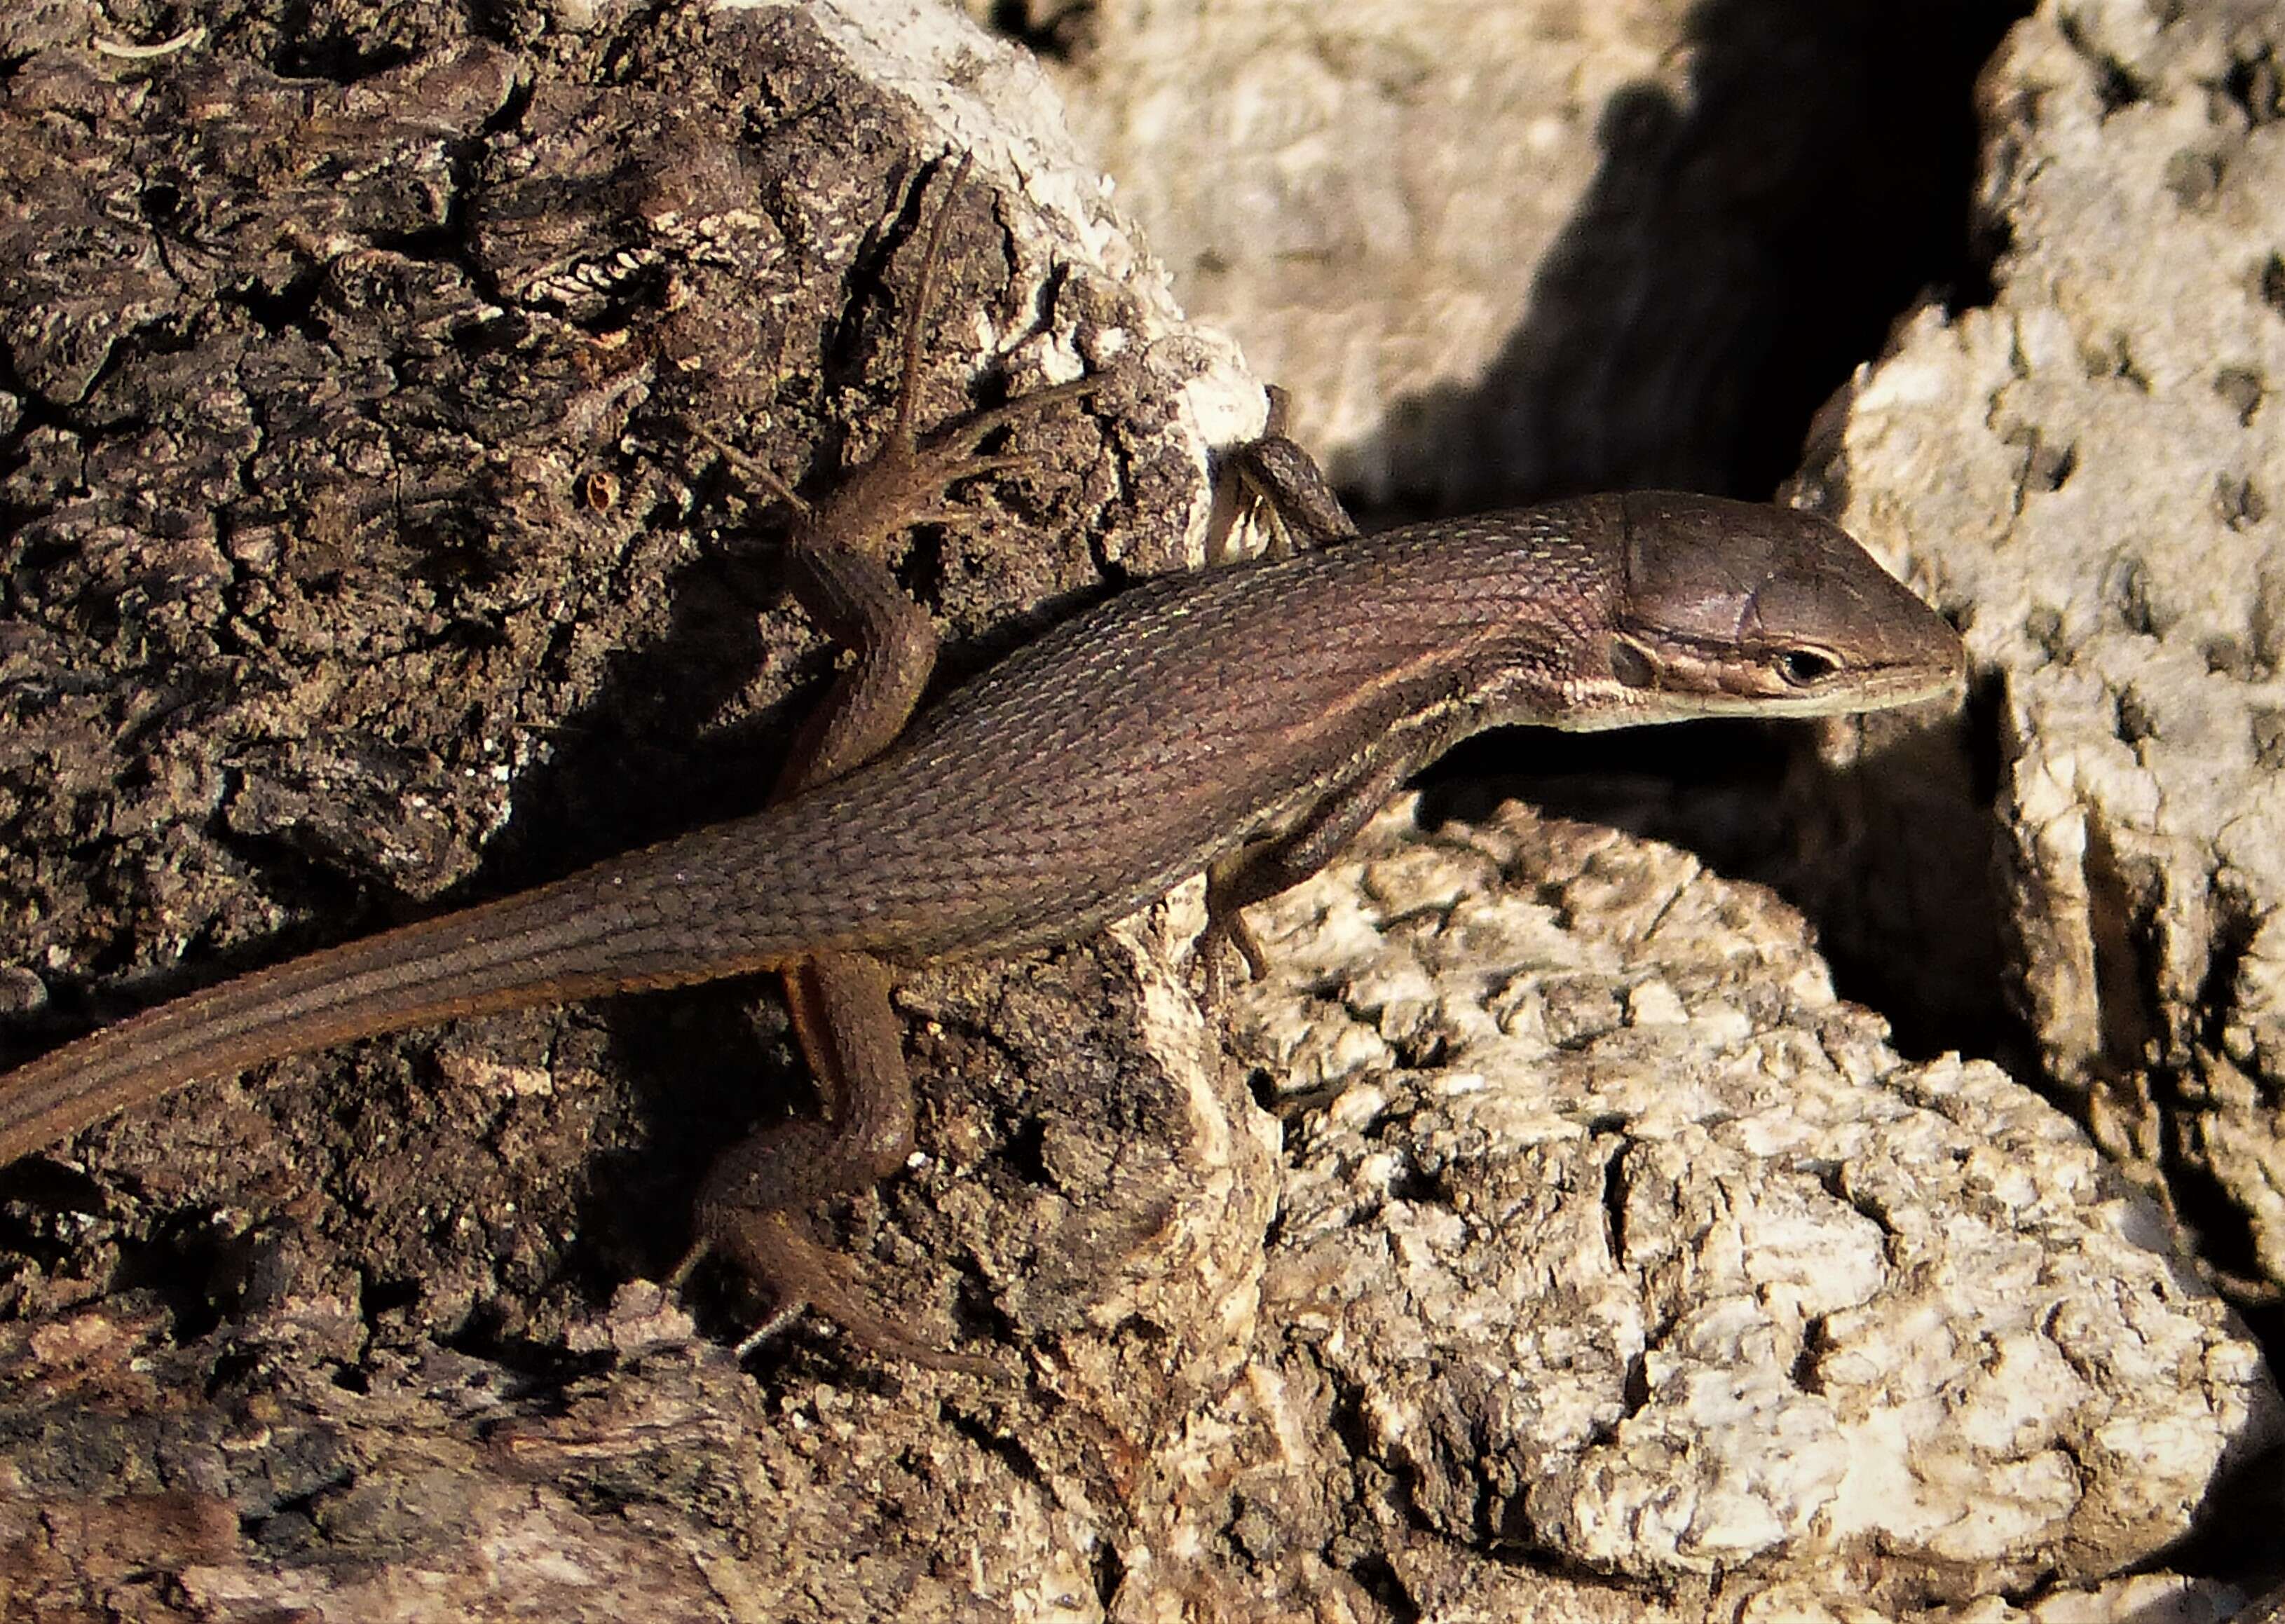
685 1208 1003 1379
700 147 1112 556
800 371 1107 553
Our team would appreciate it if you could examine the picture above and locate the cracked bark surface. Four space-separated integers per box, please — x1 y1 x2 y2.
0 4 1272 1616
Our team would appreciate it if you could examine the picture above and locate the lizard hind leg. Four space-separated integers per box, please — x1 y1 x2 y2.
799 371 1106 561
708 1209 1000 1379
678 1194 1002 1378
880 152 1107 469
697 151 1110 568
688 951 1002 1376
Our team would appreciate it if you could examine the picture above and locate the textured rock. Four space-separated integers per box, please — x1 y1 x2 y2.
1044 0 1698 503
1028 0 2011 507
1230 798 2277 1606
1822 0 2285 1308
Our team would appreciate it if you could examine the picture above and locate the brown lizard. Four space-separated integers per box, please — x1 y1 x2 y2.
0 158 1965 1370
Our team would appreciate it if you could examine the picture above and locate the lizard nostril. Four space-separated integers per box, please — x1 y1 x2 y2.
1609 639 1658 689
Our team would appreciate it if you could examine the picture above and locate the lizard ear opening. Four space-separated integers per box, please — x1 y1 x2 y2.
1608 636 1657 690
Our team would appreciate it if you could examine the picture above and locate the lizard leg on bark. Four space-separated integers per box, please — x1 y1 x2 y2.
693 948 1002 1374
681 155 1097 1370
1223 385 1360 561
1199 397 1367 981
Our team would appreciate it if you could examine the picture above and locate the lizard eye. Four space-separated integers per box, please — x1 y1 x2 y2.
1774 648 1839 688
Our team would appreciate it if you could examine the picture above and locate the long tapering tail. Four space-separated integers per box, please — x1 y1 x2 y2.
0 860 796 1167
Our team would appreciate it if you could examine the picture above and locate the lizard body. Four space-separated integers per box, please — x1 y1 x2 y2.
0 161 1963 1366
0 493 1960 1177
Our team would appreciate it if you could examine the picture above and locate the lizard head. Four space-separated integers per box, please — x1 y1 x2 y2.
1595 491 1965 723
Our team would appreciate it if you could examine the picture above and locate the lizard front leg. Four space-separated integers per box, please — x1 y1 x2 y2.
1201 388 1372 978
1205 742 1426 981
1225 384 1360 558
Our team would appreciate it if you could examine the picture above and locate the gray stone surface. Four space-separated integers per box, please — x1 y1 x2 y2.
1039 0 1698 504
1822 0 2285 1307
1231 798 2276 1606
1025 0 2003 514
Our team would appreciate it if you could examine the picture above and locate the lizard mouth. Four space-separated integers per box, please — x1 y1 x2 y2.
1578 627 1965 729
